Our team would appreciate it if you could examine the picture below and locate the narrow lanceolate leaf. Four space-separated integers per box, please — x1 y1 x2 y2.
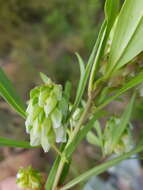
107 0 143 75
0 68 26 118
72 53 85 111
72 22 106 111
111 93 136 149
75 53 85 78
0 137 34 148
61 145 143 190
89 0 119 91
97 71 143 111
105 0 120 32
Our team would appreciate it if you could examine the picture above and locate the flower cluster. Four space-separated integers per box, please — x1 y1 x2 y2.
25 73 66 152
104 117 132 155
86 117 132 156
16 166 43 189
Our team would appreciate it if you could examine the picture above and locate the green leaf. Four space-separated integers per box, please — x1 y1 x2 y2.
87 120 104 150
60 81 71 122
40 72 50 84
61 145 143 190
45 156 61 190
45 144 66 190
0 137 34 149
64 81 72 101
72 21 107 113
111 93 136 148
75 53 85 78
88 0 120 91
65 110 106 159
0 68 26 118
93 120 102 140
97 72 143 111
105 0 120 31
107 0 143 75
59 158 72 185
86 132 100 146
93 120 104 148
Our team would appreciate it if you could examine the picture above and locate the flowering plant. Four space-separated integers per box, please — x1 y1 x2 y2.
0 0 143 189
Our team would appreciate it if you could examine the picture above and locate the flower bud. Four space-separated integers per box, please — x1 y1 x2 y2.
69 105 83 129
16 166 43 190
25 73 66 152
103 117 132 156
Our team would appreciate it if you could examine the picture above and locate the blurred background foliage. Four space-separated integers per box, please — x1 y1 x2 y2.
1 1 143 190
0 0 105 172
0 0 105 100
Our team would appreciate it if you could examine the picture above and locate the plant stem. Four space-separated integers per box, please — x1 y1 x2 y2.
69 97 93 144
52 97 93 190
52 159 65 190
52 144 68 163
52 80 104 190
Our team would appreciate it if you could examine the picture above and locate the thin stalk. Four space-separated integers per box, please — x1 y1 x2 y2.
52 82 104 190
52 97 93 190
69 97 92 144
52 159 65 190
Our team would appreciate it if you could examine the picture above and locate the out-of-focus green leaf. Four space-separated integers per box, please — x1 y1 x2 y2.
87 120 103 147
97 72 143 110
89 0 120 90
65 110 106 158
111 94 135 149
107 0 143 75
86 131 100 146
0 137 34 148
73 21 106 112
75 53 85 78
105 0 120 32
0 68 26 118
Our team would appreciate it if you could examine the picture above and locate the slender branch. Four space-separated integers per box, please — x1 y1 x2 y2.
52 159 65 190
52 97 93 190
68 97 93 144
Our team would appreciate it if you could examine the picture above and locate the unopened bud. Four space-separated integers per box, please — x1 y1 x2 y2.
16 166 43 190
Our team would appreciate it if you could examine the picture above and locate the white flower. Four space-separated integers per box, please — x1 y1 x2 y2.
25 73 67 152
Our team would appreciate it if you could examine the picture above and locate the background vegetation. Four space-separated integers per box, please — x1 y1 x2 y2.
1 1 143 190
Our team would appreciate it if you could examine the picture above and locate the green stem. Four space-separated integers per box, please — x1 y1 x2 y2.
52 97 93 190
69 97 92 144
52 159 65 190
60 145 143 190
